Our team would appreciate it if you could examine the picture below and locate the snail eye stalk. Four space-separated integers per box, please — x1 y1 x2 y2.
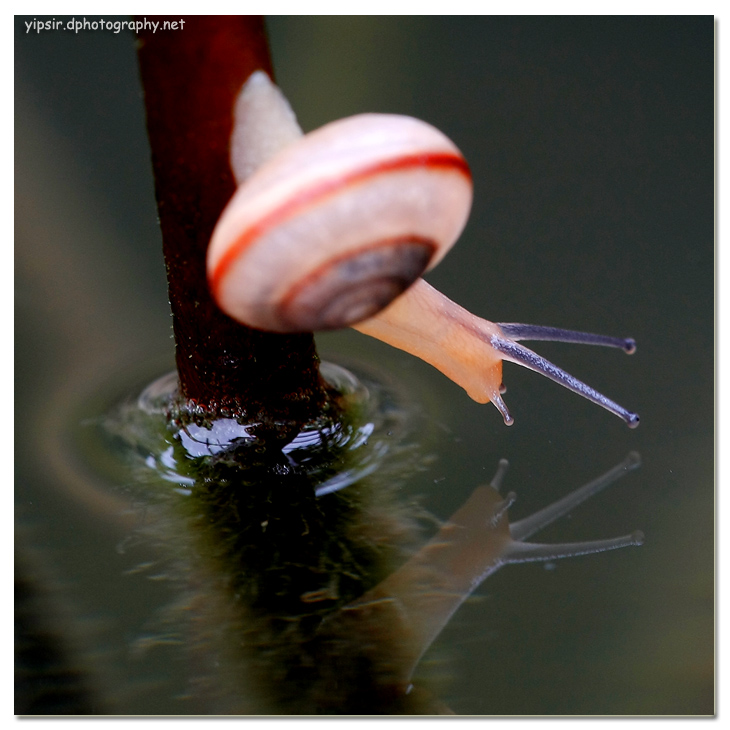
497 323 636 355
491 325 639 428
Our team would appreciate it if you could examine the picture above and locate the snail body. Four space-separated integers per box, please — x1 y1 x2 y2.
207 71 639 428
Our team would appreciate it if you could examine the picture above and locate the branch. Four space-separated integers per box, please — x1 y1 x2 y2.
136 15 328 426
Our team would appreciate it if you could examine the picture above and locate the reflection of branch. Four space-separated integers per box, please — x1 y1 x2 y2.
136 17 327 423
326 453 643 693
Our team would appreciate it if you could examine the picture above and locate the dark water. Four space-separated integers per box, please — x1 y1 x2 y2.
15 16 713 715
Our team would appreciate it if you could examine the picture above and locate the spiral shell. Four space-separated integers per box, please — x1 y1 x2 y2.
207 113 473 332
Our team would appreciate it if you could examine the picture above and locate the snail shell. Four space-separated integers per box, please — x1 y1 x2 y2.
207 113 472 332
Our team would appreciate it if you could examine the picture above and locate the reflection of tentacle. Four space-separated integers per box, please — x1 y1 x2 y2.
510 451 641 541
503 533 644 564
489 458 510 490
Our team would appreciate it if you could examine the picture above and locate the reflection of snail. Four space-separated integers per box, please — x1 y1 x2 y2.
207 72 639 428
313 453 644 712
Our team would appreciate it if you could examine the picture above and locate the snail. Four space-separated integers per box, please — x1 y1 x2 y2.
207 71 639 428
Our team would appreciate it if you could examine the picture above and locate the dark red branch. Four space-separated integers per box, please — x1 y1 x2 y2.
136 16 327 424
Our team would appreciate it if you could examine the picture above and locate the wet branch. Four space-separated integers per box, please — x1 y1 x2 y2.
136 15 328 425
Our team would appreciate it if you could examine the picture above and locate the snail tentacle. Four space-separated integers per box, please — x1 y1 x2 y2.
491 393 514 426
497 323 636 354
490 334 640 428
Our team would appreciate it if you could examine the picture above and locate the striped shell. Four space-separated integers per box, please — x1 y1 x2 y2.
207 113 473 332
